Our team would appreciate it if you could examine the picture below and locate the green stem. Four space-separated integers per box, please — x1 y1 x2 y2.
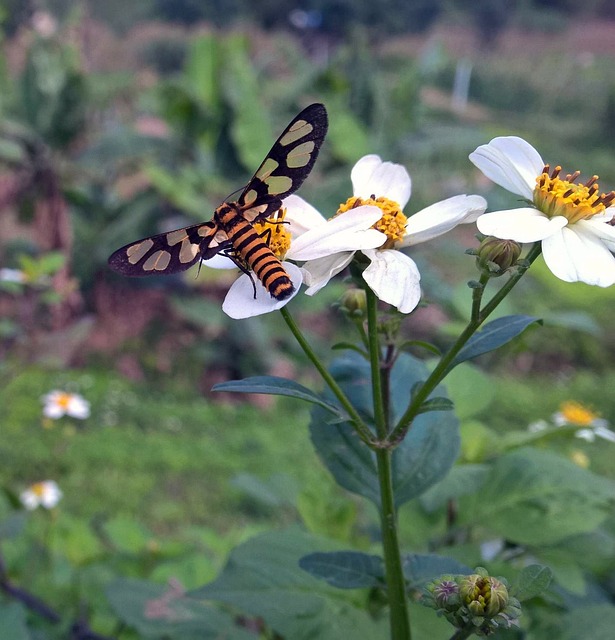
449 626 477 640
366 288 388 439
389 243 542 443
279 306 375 445
376 448 412 640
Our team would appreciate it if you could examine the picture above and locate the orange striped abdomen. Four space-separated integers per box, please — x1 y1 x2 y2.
220 208 295 301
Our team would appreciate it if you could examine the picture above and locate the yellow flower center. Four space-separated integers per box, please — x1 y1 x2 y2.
338 195 407 250
559 400 598 426
55 392 72 410
533 165 615 224
252 208 292 259
31 482 46 497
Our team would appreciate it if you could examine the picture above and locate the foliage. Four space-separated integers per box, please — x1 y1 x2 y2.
1 7 615 640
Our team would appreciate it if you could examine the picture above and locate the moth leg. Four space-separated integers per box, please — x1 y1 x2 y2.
219 248 258 299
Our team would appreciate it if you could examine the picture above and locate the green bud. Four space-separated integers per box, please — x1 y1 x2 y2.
339 288 367 318
476 236 522 277
421 568 520 637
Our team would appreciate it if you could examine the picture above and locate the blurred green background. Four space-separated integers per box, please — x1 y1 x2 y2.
1 0 615 637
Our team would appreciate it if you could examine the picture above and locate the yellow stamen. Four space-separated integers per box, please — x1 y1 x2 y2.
31 482 46 497
55 393 72 410
252 208 292 259
559 400 598 426
338 195 407 250
533 164 615 224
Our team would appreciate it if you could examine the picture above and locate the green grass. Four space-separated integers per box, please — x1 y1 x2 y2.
0 367 326 533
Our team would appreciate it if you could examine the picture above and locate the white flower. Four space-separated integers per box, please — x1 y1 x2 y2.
470 136 615 286
552 401 614 443
287 155 487 313
42 390 90 419
20 480 63 510
203 205 386 319
0 268 26 284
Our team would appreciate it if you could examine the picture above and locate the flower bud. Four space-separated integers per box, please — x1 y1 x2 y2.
422 567 521 637
339 288 367 318
476 237 522 277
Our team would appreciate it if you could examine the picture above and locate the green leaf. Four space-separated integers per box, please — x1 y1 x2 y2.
416 397 454 414
213 376 342 415
420 464 489 512
402 554 472 589
310 352 460 508
458 448 615 545
107 578 254 639
450 315 541 368
0 603 30 640
231 472 299 508
298 551 384 589
532 548 585 595
511 564 553 601
191 528 387 640
560 605 615 640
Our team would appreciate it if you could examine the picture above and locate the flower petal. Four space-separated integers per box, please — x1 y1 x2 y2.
222 262 302 319
350 155 411 208
302 252 355 295
477 208 567 242
542 223 615 286
202 254 237 270
402 194 487 247
581 216 615 253
286 205 386 261
283 194 328 237
361 249 421 314
469 136 544 199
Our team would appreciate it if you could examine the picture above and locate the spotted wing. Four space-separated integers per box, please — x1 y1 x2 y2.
108 221 230 276
237 103 328 222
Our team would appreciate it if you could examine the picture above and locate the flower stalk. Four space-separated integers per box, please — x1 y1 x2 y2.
390 242 542 444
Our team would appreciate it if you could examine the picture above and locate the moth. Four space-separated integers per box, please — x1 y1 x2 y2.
108 103 328 300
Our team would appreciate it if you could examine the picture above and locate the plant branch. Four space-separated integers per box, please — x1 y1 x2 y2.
280 306 375 445
389 243 542 443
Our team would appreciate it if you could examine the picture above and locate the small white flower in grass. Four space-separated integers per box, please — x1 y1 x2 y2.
470 136 615 286
0 268 26 283
42 390 90 419
287 155 487 313
552 400 615 443
204 206 386 319
20 480 63 510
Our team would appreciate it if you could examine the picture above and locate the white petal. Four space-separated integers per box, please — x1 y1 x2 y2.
67 397 90 419
581 216 615 253
542 224 615 286
43 403 65 419
350 155 411 208
20 491 39 510
283 194 328 237
222 262 302 319
361 249 421 314
469 136 544 199
402 194 487 247
302 252 355 295
202 254 237 270
286 205 386 261
477 208 567 242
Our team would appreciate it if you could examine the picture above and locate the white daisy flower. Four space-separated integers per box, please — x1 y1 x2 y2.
20 480 63 510
42 390 90 420
204 206 386 319
286 155 487 313
470 136 615 286
0 268 27 283
552 400 615 443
